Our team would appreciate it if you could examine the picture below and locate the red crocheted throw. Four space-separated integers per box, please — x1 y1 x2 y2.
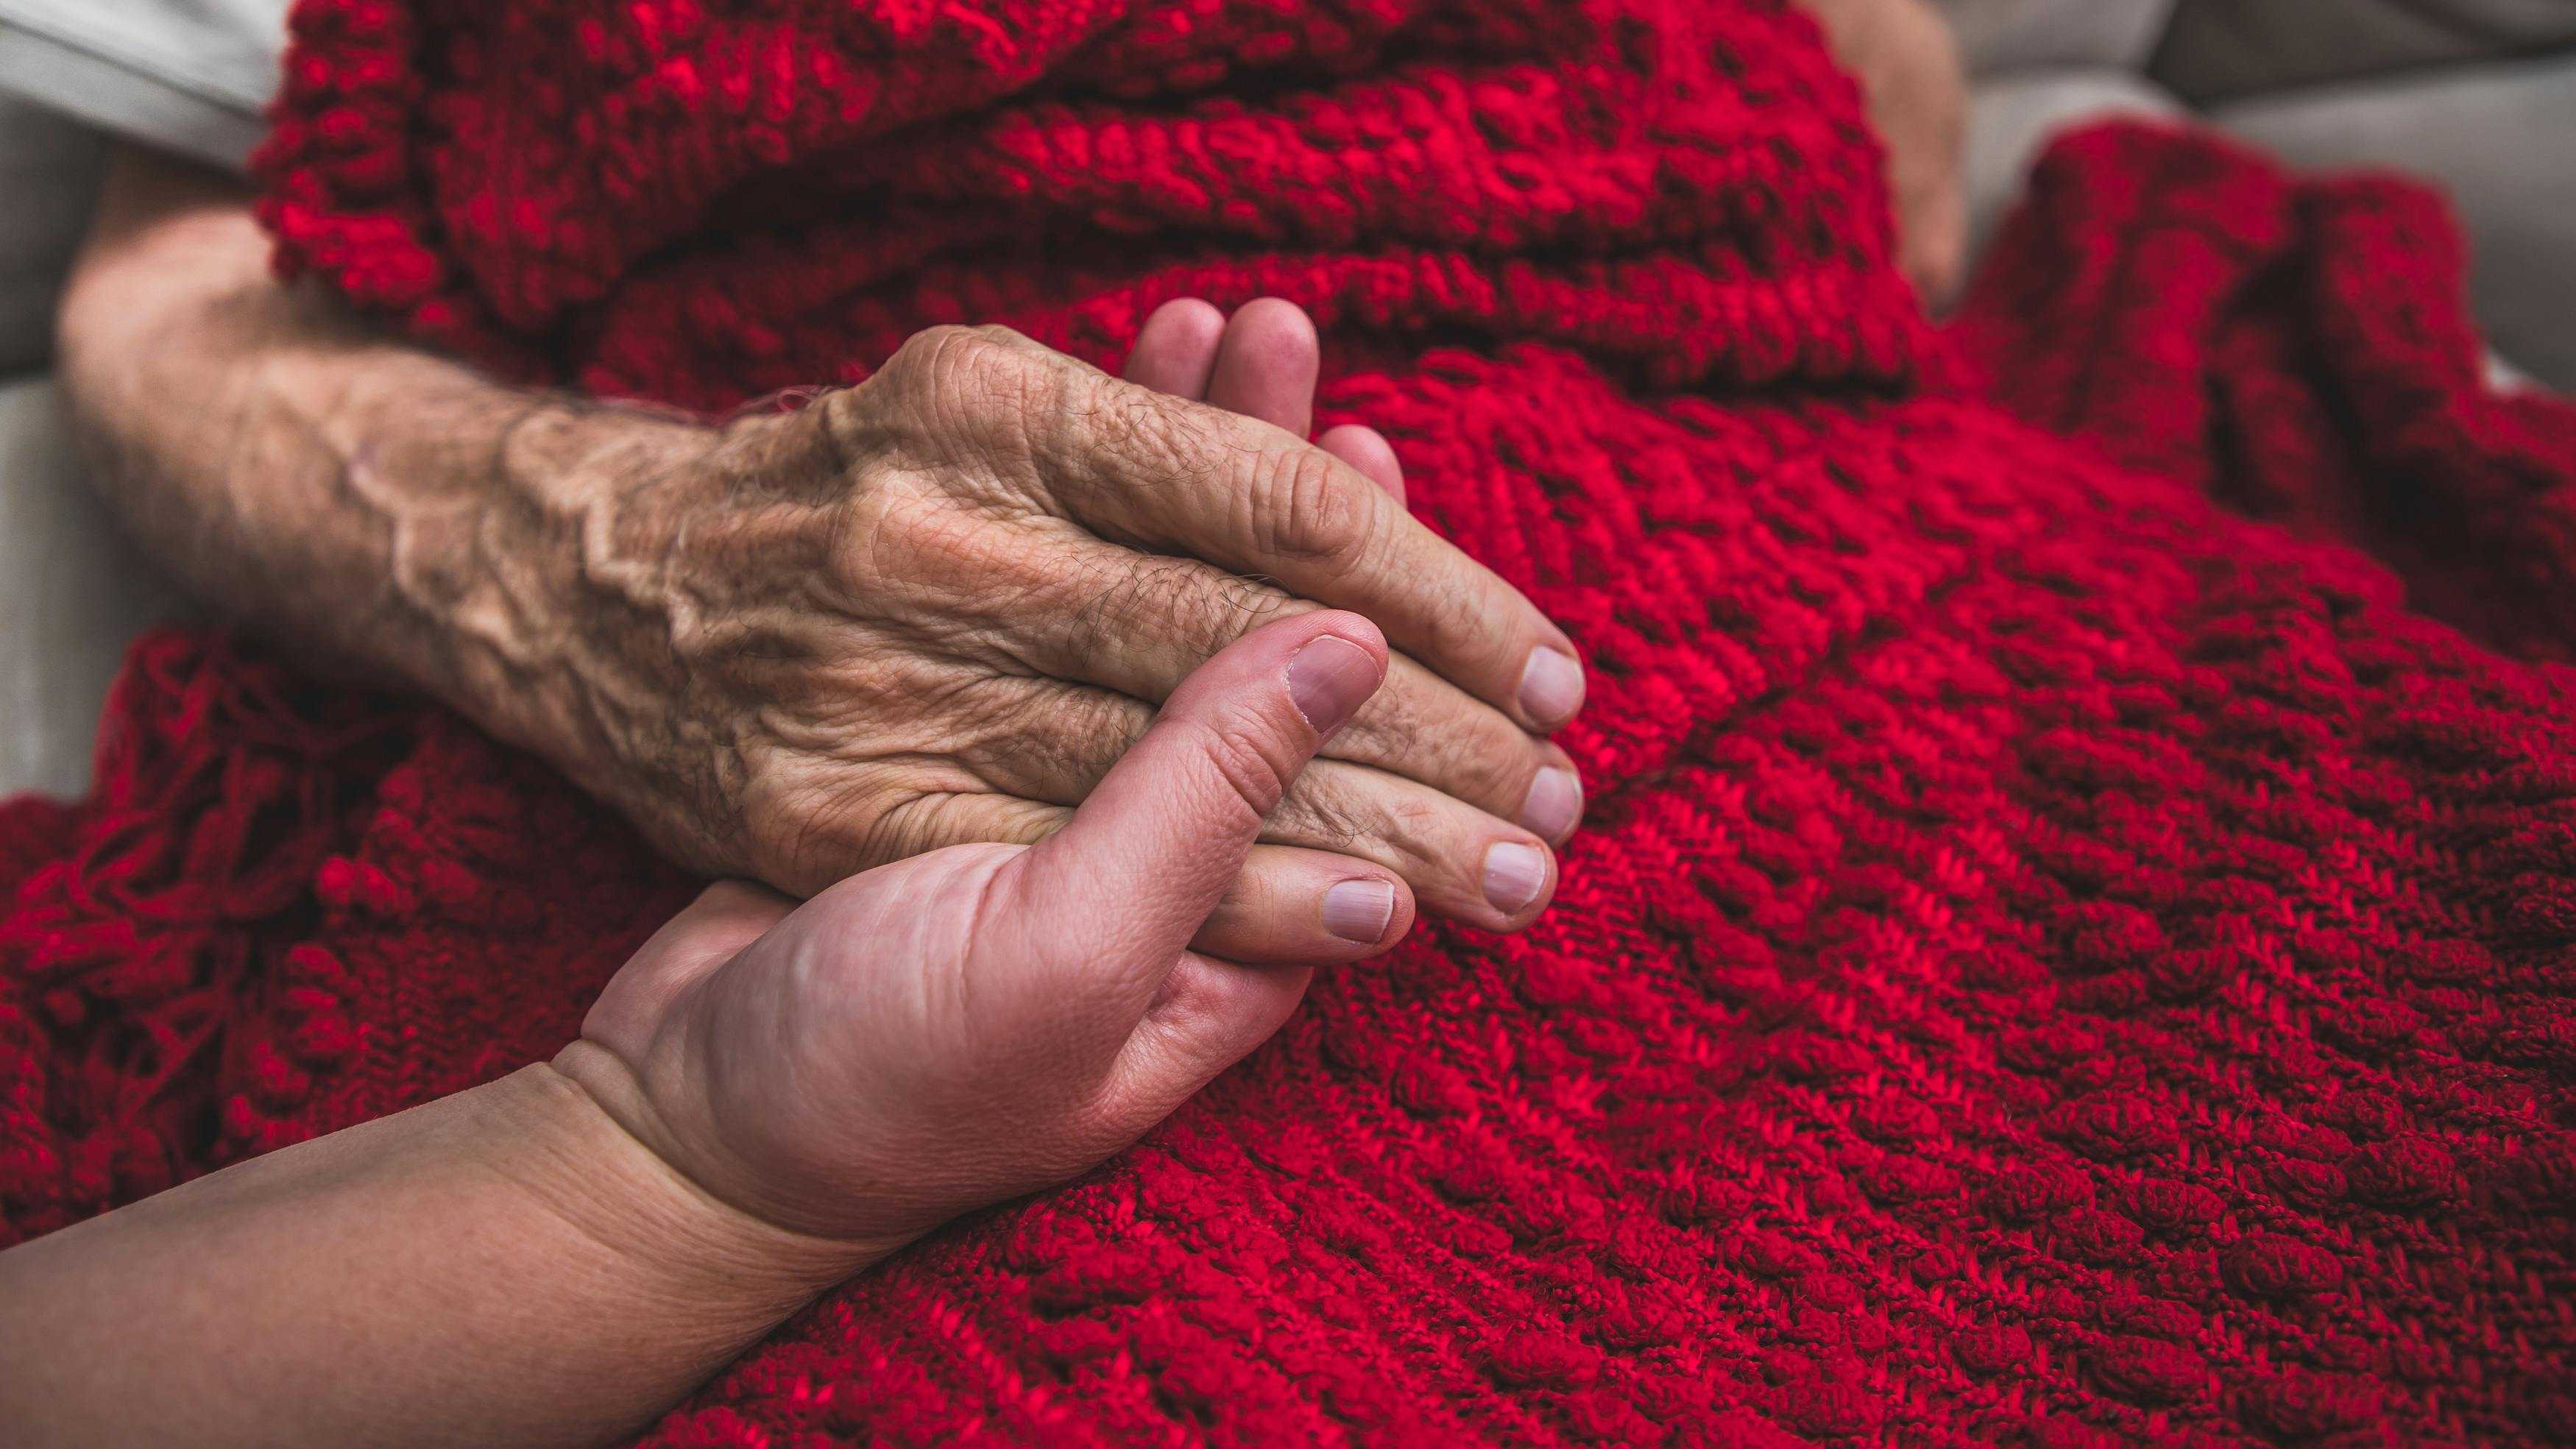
10 1 2576 1442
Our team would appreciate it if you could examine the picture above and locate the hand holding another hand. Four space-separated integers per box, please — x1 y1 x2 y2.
521 300 1583 938
557 611 1403 1249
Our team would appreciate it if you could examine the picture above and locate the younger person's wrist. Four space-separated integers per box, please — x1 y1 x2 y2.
489 1060 892 1313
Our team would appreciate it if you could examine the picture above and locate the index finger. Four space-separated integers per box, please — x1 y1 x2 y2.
1033 350 1585 732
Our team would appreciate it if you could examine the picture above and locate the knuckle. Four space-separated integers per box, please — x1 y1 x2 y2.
1367 791 1455 873
959 680 1142 796
1250 444 1370 565
873 326 959 398
921 325 1020 397
868 495 1030 598
1156 562 1294 652
1189 711 1300 825
1267 774 1442 876
1066 553 1299 670
740 768 899 890
1411 559 1524 681
852 792 946 862
1268 777 1370 854
852 790 955 861
879 325 1055 429
1068 380 1217 497
866 789 1064 863
1448 728 1536 805
887 323 992 380
1348 673 1529 805
1184 577 1302 653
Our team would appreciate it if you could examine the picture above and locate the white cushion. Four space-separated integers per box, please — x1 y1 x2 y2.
1933 0 2178 76
0 0 285 168
0 376 196 797
1963 69 2186 264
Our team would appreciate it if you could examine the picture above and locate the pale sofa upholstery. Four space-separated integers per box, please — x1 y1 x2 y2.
0 378 191 796
0 95 102 375
0 99 176 797
1940 0 2175 73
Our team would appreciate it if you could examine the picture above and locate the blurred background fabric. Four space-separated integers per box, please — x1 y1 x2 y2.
0 0 2569 798
2153 0 2576 102
0 375 188 796
1939 0 2176 74
0 96 102 377
0 0 282 171
0 88 188 798
1958 0 2576 391
0 0 275 798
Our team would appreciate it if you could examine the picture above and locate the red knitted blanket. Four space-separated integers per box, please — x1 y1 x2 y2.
10 1 2576 1442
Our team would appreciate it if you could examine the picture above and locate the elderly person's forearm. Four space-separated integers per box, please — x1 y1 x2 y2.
60 149 684 753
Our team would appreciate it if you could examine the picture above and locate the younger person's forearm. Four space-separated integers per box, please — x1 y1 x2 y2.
0 1065 876 1448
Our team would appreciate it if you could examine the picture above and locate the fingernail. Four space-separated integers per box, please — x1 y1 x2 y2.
1518 648 1585 729
1482 842 1549 916
1288 634 1381 737
1521 766 1582 842
1322 878 1397 943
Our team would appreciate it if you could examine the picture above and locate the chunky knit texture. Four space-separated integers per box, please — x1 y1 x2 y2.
10 1 2576 1442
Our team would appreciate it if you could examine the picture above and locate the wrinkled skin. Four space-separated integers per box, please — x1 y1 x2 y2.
542 301 1582 941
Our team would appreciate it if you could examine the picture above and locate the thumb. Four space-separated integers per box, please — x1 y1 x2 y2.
1008 611 1387 995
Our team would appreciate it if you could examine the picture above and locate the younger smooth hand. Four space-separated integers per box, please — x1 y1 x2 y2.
555 612 1415 1245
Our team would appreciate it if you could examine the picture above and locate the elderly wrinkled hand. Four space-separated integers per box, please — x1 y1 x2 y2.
540 300 1583 935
